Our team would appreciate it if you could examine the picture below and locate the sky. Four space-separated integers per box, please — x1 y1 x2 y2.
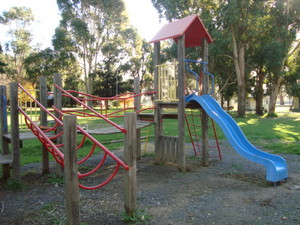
0 0 167 49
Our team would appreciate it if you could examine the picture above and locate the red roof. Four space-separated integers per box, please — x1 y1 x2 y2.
149 15 213 48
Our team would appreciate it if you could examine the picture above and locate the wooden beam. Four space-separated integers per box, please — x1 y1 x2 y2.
201 38 209 166
0 85 10 178
177 35 186 171
53 73 64 176
134 77 141 159
63 115 80 225
10 82 21 180
124 112 137 217
39 76 49 174
153 42 162 163
134 76 141 112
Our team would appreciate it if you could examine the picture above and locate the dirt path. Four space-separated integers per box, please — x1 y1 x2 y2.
0 141 299 225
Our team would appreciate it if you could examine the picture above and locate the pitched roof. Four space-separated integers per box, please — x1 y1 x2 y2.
149 15 213 48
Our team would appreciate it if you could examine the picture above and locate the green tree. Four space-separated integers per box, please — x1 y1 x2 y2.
54 0 131 97
0 43 6 74
286 48 300 101
264 0 300 115
0 6 34 83
151 0 300 116
24 47 82 89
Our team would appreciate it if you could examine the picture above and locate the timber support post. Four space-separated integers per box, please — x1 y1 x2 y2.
134 77 141 159
201 39 209 167
124 112 137 216
177 35 186 171
63 115 80 225
0 85 11 178
153 42 162 164
53 73 64 176
10 82 21 180
39 76 49 174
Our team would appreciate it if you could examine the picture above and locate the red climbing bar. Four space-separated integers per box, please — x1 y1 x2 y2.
54 84 127 134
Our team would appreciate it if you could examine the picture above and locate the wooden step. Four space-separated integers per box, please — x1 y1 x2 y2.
0 154 13 165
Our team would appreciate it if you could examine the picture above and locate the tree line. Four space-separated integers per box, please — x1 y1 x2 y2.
152 0 300 116
0 0 300 116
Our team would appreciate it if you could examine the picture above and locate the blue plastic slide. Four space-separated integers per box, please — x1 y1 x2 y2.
185 94 288 183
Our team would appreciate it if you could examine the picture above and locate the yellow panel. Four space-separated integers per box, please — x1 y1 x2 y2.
156 62 178 102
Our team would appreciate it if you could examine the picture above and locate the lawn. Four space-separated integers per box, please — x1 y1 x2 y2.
2 108 300 171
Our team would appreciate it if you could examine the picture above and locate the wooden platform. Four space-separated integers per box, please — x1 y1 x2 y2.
83 120 154 135
138 113 178 120
3 132 53 142
0 154 13 165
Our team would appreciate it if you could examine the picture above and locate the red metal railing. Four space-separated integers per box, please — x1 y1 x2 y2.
18 83 129 190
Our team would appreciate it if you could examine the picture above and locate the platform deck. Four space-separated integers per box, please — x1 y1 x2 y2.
83 120 154 135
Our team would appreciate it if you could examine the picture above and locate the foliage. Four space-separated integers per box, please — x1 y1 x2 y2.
47 174 64 186
24 47 82 91
0 43 7 73
0 6 34 83
39 203 66 225
121 210 151 223
286 48 300 98
5 179 26 191
151 0 300 115
53 0 146 98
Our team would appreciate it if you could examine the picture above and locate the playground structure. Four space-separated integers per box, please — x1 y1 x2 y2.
0 14 289 223
150 14 288 183
0 74 156 220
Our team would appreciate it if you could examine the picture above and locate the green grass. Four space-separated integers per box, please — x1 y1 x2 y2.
1 109 299 176
233 113 300 155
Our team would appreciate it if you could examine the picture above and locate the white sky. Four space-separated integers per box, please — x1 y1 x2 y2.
0 0 167 49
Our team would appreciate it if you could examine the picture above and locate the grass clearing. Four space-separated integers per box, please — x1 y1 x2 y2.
1 109 299 174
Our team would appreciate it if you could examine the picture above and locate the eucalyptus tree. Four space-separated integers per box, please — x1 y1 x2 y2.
0 6 34 83
264 0 300 115
54 0 142 99
286 48 300 104
0 44 6 74
151 0 300 116
24 47 82 88
152 0 257 116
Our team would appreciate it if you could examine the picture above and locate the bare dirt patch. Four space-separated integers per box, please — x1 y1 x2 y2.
1 141 300 225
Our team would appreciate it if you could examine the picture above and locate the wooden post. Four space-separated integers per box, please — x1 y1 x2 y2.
201 39 209 166
39 76 49 174
154 103 162 163
10 82 21 180
153 42 162 163
154 42 160 101
63 115 80 225
0 85 10 178
134 76 141 112
124 112 137 216
53 73 64 176
177 35 186 171
134 77 141 159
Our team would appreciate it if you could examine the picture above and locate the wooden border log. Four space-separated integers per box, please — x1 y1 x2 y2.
63 115 80 225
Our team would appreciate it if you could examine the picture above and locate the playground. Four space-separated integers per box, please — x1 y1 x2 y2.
0 143 300 224
0 15 299 224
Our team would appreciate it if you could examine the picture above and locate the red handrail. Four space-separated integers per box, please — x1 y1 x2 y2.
54 84 127 134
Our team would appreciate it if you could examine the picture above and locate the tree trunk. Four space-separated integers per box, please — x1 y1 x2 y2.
268 76 283 114
221 93 224 108
232 32 246 117
256 69 265 116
